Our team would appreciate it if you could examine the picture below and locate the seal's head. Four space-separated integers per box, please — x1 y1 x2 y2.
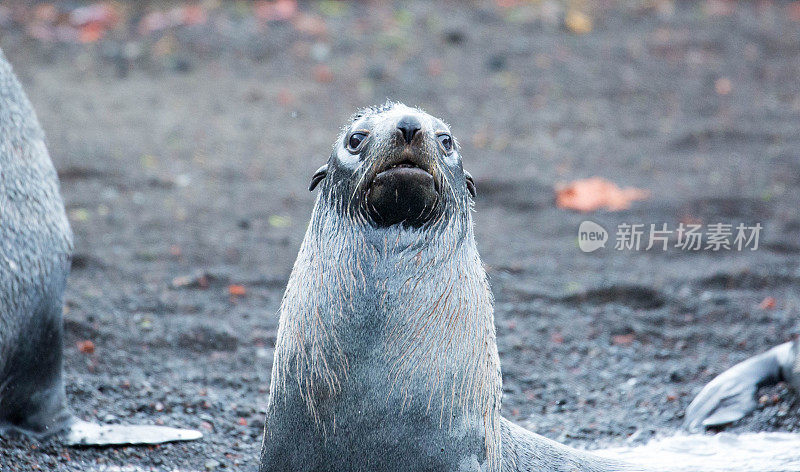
310 102 475 229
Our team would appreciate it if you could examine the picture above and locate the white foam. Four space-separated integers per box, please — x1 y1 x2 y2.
594 432 800 471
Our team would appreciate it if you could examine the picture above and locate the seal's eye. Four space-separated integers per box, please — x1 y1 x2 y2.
437 134 453 153
347 132 368 152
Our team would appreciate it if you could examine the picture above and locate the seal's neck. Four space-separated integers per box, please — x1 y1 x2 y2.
270 200 502 436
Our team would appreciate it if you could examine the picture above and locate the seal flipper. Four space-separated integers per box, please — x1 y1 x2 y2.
501 417 643 471
64 420 202 446
0 302 74 439
0 302 203 446
684 341 795 431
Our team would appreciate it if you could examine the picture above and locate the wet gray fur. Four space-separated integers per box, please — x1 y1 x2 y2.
260 103 638 472
0 48 74 437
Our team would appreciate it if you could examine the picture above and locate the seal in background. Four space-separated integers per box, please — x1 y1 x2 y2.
0 48 200 446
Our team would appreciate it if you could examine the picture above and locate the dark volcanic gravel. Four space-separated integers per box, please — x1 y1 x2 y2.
1 1 800 470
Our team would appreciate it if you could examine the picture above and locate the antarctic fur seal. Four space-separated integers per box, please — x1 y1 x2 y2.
259 102 637 472
684 339 800 431
0 48 200 445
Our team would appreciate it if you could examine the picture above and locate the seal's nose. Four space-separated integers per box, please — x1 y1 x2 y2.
396 115 422 144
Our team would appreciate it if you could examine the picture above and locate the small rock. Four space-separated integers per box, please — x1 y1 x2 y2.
172 56 192 74
367 64 385 81
486 54 506 72
443 30 465 45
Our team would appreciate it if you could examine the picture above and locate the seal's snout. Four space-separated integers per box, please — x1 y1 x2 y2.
367 159 439 228
365 114 440 228
396 115 422 144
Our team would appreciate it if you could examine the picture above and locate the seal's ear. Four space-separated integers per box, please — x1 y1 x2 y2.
465 170 476 198
309 164 328 191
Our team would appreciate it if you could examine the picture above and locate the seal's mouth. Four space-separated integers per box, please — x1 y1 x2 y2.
365 157 441 228
374 160 435 185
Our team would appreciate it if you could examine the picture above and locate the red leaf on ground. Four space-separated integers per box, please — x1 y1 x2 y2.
758 296 776 310
495 0 522 8
254 0 297 22
293 13 327 36
612 334 635 346
79 23 105 43
77 340 95 354
228 284 247 296
555 177 649 212
181 5 207 26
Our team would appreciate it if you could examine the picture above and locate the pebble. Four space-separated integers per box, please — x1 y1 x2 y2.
310 42 330 61
443 29 465 45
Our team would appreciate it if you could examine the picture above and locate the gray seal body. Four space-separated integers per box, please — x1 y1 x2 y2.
260 103 636 472
0 48 74 437
684 339 800 431
0 48 201 445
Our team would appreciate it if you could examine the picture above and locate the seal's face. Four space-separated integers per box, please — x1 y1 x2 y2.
310 103 475 229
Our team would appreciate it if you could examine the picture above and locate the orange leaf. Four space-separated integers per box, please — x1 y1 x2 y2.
77 340 95 354
292 13 327 36
182 5 207 26
254 0 297 21
612 334 635 346
228 284 247 296
565 10 593 35
555 177 649 212
758 296 776 310
79 23 105 43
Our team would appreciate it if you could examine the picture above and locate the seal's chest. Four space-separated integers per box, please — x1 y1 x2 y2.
261 372 489 472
